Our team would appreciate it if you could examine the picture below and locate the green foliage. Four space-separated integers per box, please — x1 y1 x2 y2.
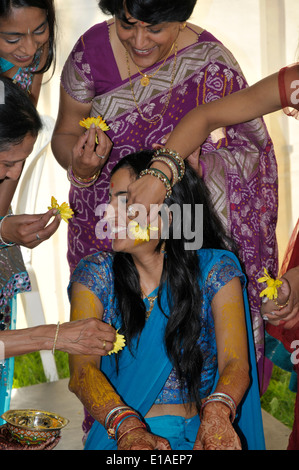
261 365 296 429
13 351 69 389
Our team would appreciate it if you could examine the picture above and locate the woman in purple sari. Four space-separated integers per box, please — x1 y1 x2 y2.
51 0 277 392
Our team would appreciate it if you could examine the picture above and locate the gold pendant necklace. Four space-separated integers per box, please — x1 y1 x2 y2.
140 75 150 87
126 42 178 124
141 288 158 320
136 42 175 87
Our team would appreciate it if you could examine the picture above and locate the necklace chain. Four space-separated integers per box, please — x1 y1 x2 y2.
135 42 175 87
126 42 178 124
141 288 158 319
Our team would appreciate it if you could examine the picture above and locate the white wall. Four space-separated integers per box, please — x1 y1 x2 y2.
15 0 299 328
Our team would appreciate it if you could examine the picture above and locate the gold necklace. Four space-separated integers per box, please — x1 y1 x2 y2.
135 42 175 87
141 288 158 319
126 42 178 124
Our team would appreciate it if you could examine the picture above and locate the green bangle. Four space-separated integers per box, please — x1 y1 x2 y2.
139 168 172 197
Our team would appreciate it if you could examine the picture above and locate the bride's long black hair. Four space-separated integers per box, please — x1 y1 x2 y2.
111 150 236 412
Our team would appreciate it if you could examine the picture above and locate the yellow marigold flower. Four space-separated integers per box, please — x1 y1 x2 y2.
108 331 126 356
79 115 110 143
128 221 159 245
48 196 74 223
257 268 282 300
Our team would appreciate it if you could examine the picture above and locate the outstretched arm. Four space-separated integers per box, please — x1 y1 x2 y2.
195 277 250 450
166 72 281 158
127 71 281 215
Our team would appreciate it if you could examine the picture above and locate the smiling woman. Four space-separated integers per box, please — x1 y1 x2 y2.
51 0 278 398
0 77 118 437
68 150 265 450
0 0 56 104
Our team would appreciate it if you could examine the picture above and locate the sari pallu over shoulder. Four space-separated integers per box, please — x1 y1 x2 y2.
84 250 265 451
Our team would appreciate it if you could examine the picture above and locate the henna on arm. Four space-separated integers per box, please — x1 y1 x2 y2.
195 277 250 450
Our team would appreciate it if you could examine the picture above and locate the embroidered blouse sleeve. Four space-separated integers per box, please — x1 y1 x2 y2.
204 254 246 303
278 64 299 119
68 252 114 313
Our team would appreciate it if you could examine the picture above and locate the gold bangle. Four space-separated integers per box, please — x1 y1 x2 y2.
139 168 172 197
154 148 185 180
67 166 100 188
151 156 180 185
117 424 147 445
72 169 99 183
272 298 289 309
52 321 60 355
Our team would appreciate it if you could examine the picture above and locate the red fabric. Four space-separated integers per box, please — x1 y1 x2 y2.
266 227 299 449
277 64 299 119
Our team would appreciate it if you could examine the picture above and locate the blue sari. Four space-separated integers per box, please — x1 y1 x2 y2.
71 249 265 450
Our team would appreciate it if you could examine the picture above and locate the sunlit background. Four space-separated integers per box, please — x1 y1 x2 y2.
13 0 299 331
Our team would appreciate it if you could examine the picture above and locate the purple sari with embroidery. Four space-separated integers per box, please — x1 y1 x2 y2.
61 21 278 387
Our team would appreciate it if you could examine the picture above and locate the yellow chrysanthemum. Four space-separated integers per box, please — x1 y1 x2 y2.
79 116 110 143
48 196 74 223
257 268 282 300
128 221 158 245
108 331 126 356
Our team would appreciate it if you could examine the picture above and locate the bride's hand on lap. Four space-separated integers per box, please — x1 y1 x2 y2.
117 425 171 451
194 403 241 450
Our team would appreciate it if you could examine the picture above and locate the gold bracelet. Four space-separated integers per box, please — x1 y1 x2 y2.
272 298 289 309
154 148 185 180
52 321 60 355
72 169 100 183
150 156 180 185
67 166 101 188
139 168 172 197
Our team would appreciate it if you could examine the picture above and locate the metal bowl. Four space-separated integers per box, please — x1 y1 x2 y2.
1 409 69 446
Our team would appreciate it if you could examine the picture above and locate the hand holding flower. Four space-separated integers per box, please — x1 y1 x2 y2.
258 268 283 300
0 210 60 248
71 116 112 181
260 267 299 328
48 197 74 223
107 330 126 355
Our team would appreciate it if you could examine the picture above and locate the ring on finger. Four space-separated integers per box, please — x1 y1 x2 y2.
103 340 106 350
36 233 40 240
127 205 137 218
96 152 106 159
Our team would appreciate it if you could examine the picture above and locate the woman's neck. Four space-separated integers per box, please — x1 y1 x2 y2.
132 250 164 295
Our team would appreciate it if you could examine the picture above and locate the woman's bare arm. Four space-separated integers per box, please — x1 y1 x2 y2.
166 72 281 158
